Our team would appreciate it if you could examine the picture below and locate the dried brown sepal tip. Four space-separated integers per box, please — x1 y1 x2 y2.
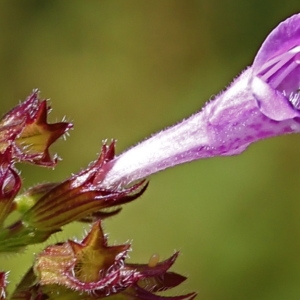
0 89 72 167
22 141 148 232
28 221 196 300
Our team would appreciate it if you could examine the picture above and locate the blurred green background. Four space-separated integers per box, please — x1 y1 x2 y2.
1 1 300 299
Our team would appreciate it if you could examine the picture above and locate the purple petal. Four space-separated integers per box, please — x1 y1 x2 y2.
253 13 300 73
251 76 299 120
252 13 300 119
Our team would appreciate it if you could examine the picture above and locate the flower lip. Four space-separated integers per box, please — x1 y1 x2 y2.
251 13 300 120
253 13 300 74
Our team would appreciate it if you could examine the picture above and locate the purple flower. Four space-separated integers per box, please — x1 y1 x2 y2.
98 13 300 187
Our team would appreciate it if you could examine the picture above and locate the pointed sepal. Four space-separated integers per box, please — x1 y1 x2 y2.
30 221 196 299
0 90 72 167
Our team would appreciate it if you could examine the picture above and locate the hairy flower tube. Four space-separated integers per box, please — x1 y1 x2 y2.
98 13 300 187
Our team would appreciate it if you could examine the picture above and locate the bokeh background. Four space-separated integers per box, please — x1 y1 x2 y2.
1 1 300 299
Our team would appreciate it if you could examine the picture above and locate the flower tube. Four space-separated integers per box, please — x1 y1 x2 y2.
98 13 300 187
